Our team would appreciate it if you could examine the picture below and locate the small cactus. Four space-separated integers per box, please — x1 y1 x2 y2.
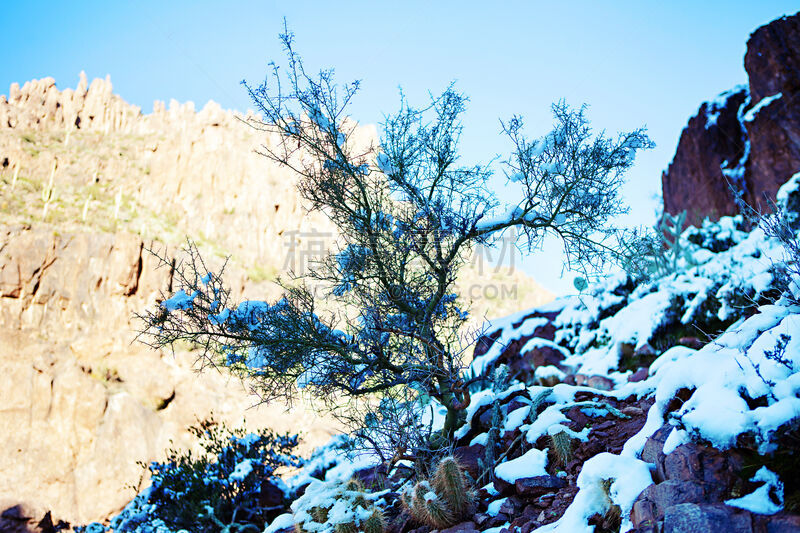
433 457 471 515
414 481 454 529
402 456 474 529
334 523 358 533
362 508 385 533
597 478 622 532
549 429 573 468
309 505 329 524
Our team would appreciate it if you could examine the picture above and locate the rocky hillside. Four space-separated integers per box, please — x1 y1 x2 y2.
66 12 800 533
0 73 551 530
85 168 800 533
662 12 800 228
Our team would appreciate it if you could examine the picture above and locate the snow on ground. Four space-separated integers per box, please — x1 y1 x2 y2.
494 448 549 483
724 466 785 515
452 211 800 531
102 202 800 532
532 453 653 533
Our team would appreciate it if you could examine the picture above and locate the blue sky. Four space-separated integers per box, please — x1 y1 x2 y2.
2 2 797 293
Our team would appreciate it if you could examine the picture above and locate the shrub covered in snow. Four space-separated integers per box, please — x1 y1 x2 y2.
288 478 385 533
78 419 302 533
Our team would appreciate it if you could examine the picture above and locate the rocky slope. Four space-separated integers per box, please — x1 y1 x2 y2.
93 175 800 533
54 12 800 533
662 12 800 228
0 74 551 530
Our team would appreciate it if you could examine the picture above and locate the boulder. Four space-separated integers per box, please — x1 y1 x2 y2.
452 444 486 481
663 503 753 533
438 522 478 533
514 475 566 497
661 86 748 227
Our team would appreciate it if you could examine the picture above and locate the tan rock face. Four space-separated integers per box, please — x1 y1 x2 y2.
0 72 338 270
0 73 551 527
0 226 341 526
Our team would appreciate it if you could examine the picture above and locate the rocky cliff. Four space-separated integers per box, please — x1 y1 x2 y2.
0 225 344 530
0 75 551 529
662 12 800 227
0 72 337 268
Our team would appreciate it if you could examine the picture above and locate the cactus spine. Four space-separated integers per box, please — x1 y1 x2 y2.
414 481 454 529
433 457 471 515
362 508 385 533
403 456 474 529
549 429 573 468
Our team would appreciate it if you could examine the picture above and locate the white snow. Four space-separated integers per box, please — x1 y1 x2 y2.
725 466 784 515
161 289 198 311
232 300 271 328
470 315 550 375
776 172 800 206
521 338 571 359
532 453 653 533
376 152 398 176
534 365 567 383
487 497 508 516
482 483 500 497
454 383 525 440
470 432 489 446
702 85 747 130
494 447 548 483
475 202 525 231
523 404 570 444
743 93 783 122
264 513 295 533
228 458 253 482
504 405 532 431
208 308 230 325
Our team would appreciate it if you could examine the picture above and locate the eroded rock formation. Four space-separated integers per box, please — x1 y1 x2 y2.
662 12 800 227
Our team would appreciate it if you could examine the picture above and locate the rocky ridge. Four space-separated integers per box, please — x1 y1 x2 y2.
661 12 800 228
